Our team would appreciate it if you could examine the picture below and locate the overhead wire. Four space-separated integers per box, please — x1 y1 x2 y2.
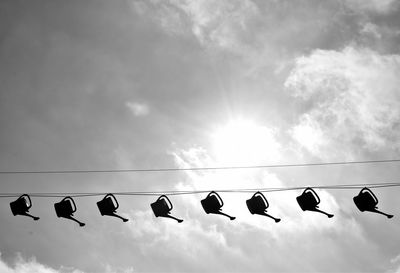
0 159 399 174
1 182 400 198
1 159 399 198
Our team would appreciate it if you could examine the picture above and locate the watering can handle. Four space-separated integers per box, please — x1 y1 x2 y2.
304 188 320 205
20 194 32 209
158 195 173 210
360 187 378 205
105 193 119 210
62 196 77 213
209 191 223 207
253 191 269 209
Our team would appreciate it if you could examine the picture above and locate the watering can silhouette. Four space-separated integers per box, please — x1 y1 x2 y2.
151 195 183 223
201 191 235 220
10 194 40 221
97 194 128 222
246 192 281 223
353 187 393 218
296 188 334 218
54 197 85 226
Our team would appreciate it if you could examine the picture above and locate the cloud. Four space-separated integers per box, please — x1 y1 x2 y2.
125 101 150 117
131 0 259 53
0 253 83 273
132 0 188 35
344 0 399 14
285 46 400 159
172 0 259 50
154 140 384 271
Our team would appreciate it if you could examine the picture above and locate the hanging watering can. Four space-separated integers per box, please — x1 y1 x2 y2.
97 194 128 222
10 194 40 221
54 196 85 227
201 191 235 220
296 188 333 218
151 195 183 223
353 187 393 218
246 192 281 223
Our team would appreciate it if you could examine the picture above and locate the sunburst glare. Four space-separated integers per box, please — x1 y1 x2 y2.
211 119 281 166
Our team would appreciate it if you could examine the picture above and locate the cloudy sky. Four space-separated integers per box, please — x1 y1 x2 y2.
1 0 400 272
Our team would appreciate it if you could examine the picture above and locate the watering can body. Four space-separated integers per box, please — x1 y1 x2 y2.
54 197 85 226
54 197 75 218
297 188 320 211
10 194 40 220
296 188 334 218
353 188 393 218
151 195 183 223
201 191 235 220
151 195 172 217
353 188 378 212
246 192 268 215
97 194 128 222
201 192 223 214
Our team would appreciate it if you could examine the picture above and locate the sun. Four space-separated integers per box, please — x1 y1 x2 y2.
211 119 280 166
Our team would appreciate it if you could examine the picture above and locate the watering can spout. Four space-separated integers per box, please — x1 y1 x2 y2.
21 212 40 221
66 216 85 227
370 208 393 219
312 208 334 218
109 212 129 222
164 214 184 223
260 212 281 223
216 211 236 221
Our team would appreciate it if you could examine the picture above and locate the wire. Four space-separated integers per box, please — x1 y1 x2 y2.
0 159 399 174
1 182 399 198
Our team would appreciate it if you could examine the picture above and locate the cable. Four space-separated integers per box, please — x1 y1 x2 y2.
1 182 399 198
0 159 399 174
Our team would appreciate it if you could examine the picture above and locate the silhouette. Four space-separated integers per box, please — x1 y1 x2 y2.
54 197 85 226
151 195 183 223
97 194 128 222
201 191 235 220
10 194 40 221
353 187 393 218
246 191 281 223
296 188 334 218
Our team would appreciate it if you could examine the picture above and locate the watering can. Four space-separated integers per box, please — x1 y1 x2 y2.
10 194 40 221
296 188 334 218
97 194 128 222
201 191 235 220
353 187 393 218
54 197 85 226
246 192 281 223
151 195 183 223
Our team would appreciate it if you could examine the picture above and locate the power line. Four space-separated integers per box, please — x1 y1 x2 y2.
1 182 399 198
0 159 399 175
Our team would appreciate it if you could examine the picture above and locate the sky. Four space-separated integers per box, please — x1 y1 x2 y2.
1 0 400 272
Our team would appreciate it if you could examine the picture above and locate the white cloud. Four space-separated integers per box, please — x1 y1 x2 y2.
125 101 150 117
132 0 259 53
389 254 400 273
0 253 83 273
344 0 399 14
172 0 259 50
285 46 400 159
361 22 382 39
157 141 376 271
